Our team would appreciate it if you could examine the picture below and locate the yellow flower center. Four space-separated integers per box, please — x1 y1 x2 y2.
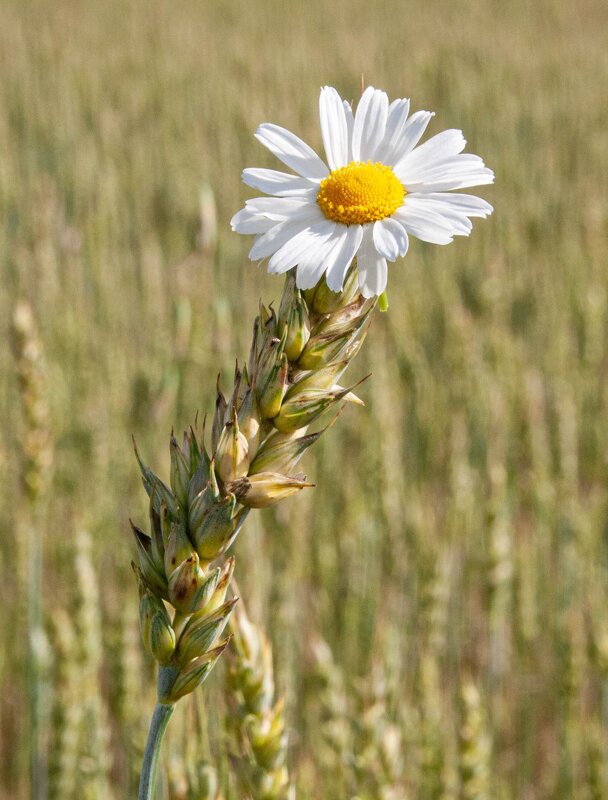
317 161 405 225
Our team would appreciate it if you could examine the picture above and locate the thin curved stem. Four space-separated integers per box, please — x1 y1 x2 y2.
138 702 174 800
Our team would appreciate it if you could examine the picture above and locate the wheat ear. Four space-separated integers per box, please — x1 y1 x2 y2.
10 300 53 798
227 591 293 800
132 266 376 798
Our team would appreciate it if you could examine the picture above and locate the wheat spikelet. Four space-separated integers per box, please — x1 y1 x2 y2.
311 639 410 800
73 530 114 800
418 653 449 800
113 596 148 793
47 610 82 800
227 596 292 800
350 665 407 800
414 536 455 800
46 532 114 799
10 300 53 506
458 680 491 800
309 638 354 796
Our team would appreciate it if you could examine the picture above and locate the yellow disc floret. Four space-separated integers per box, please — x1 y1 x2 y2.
317 161 405 225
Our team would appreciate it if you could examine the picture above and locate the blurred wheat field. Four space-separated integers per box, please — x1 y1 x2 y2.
2 0 608 797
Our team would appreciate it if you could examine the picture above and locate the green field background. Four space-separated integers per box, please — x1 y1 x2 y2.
2 0 608 797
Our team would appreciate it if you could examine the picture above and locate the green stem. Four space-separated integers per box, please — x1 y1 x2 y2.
138 701 174 800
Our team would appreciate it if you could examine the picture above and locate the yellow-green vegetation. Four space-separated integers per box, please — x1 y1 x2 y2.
227 596 293 800
1 0 607 797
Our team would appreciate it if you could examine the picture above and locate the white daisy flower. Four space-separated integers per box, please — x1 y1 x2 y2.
231 86 494 298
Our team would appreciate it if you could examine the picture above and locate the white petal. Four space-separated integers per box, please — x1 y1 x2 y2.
405 173 495 193
296 260 329 290
357 227 388 297
243 196 313 217
320 230 348 291
296 235 341 289
405 197 473 235
231 208 279 234
249 216 317 260
399 193 494 238
325 224 364 291
343 100 354 162
393 205 455 245
242 168 318 196
352 87 389 162
399 129 466 173
417 192 493 217
397 152 495 192
268 220 336 274
375 98 410 164
390 110 434 168
373 218 409 260
255 123 328 180
319 86 348 171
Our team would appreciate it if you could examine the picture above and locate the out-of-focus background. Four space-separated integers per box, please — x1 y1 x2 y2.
2 0 608 797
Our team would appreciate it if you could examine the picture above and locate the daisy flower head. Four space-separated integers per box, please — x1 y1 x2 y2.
231 86 494 298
